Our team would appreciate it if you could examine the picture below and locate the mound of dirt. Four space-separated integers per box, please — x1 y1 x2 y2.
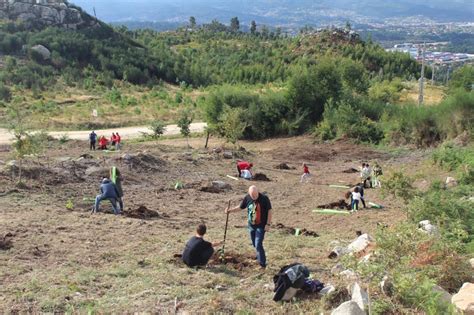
122 153 166 172
124 206 160 220
342 168 359 173
252 173 271 181
208 251 255 270
318 200 351 210
275 223 319 237
200 181 232 194
0 234 13 250
275 163 295 170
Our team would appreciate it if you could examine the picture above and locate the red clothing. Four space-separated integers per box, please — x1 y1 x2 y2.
99 137 108 146
116 134 121 143
303 165 309 174
237 161 252 170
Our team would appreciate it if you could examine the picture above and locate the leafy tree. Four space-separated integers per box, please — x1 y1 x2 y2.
449 65 474 92
230 17 240 32
149 120 166 138
189 16 197 29
250 21 257 35
177 108 194 147
218 107 247 146
0 84 11 102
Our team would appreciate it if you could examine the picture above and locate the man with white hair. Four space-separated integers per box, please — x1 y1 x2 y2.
226 185 272 268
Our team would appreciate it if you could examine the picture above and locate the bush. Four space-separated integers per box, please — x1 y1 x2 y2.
149 120 166 138
0 84 11 102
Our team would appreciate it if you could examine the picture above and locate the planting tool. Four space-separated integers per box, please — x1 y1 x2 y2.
220 200 232 261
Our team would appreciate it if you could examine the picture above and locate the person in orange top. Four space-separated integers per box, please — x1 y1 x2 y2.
99 136 108 150
115 132 121 150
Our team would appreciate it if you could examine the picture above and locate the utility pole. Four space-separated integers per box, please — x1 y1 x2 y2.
446 66 451 85
93 7 97 20
431 64 435 85
418 42 425 106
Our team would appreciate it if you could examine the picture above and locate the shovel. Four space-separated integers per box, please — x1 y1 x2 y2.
219 200 231 262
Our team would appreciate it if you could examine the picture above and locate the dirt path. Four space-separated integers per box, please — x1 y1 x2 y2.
0 122 207 145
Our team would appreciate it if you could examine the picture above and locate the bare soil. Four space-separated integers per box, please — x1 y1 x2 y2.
0 135 435 313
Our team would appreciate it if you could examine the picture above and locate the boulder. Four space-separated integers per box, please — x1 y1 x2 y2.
349 283 368 311
452 283 474 315
418 220 438 235
347 233 373 254
223 151 233 159
31 44 51 60
432 285 452 304
446 177 458 188
331 301 365 315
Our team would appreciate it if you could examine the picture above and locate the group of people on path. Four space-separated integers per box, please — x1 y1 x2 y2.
89 131 122 151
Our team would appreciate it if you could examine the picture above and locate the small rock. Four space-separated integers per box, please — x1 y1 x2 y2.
446 177 458 188
7 160 17 167
211 181 231 190
214 285 226 291
339 269 358 280
349 283 368 311
470 258 474 269
223 151 233 159
213 147 223 154
319 284 336 296
452 282 474 315
331 301 365 315
331 263 344 275
380 275 394 297
347 233 373 254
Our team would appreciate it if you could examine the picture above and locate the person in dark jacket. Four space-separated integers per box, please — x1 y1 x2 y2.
182 224 223 267
89 131 97 150
93 177 120 214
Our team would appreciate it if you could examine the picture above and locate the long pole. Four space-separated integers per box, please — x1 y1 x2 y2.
221 200 231 259
418 42 425 106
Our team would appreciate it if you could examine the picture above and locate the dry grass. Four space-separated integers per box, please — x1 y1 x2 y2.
399 82 447 105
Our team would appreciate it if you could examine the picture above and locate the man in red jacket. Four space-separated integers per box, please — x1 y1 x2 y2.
237 160 253 177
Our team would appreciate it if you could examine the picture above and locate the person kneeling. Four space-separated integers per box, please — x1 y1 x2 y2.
182 224 223 268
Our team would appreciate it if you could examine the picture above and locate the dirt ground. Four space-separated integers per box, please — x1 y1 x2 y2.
0 135 439 313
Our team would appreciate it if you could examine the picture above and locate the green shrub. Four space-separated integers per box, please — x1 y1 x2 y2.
149 120 166 138
0 84 11 102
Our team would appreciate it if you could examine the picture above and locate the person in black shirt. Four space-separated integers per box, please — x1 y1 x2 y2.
226 185 272 268
182 224 223 267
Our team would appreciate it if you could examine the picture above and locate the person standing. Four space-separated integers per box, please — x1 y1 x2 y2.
351 186 362 212
89 131 97 150
111 167 124 212
182 224 223 267
115 132 121 150
226 185 272 268
111 133 117 147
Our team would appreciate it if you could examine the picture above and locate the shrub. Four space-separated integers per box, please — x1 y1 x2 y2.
149 120 166 138
0 84 11 102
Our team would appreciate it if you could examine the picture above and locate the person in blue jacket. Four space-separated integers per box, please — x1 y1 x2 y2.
93 177 121 214
89 131 97 151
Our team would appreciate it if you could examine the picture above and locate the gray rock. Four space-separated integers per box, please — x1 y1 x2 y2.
319 284 336 296
331 301 365 315
349 283 369 311
339 269 358 280
223 151 233 159
331 263 344 275
31 44 51 60
470 258 474 270
380 275 394 297
432 285 452 304
347 233 373 254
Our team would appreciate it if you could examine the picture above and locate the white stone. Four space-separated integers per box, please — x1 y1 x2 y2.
331 301 365 315
339 269 358 280
452 283 474 315
418 220 438 235
470 258 474 269
319 284 336 296
349 282 369 311
446 176 458 187
347 233 373 254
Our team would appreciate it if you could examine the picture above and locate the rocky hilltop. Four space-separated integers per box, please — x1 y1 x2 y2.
0 0 97 29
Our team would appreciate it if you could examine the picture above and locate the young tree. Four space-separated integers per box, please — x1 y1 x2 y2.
230 17 240 32
250 20 257 35
177 109 194 147
7 98 45 184
149 120 166 138
218 107 247 147
189 16 197 29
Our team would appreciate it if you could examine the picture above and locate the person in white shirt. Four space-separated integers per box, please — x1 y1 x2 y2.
351 186 362 212
361 163 372 188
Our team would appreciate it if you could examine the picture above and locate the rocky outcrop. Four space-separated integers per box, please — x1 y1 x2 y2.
0 0 97 29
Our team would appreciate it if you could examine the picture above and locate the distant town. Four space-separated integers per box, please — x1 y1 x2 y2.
387 43 474 65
